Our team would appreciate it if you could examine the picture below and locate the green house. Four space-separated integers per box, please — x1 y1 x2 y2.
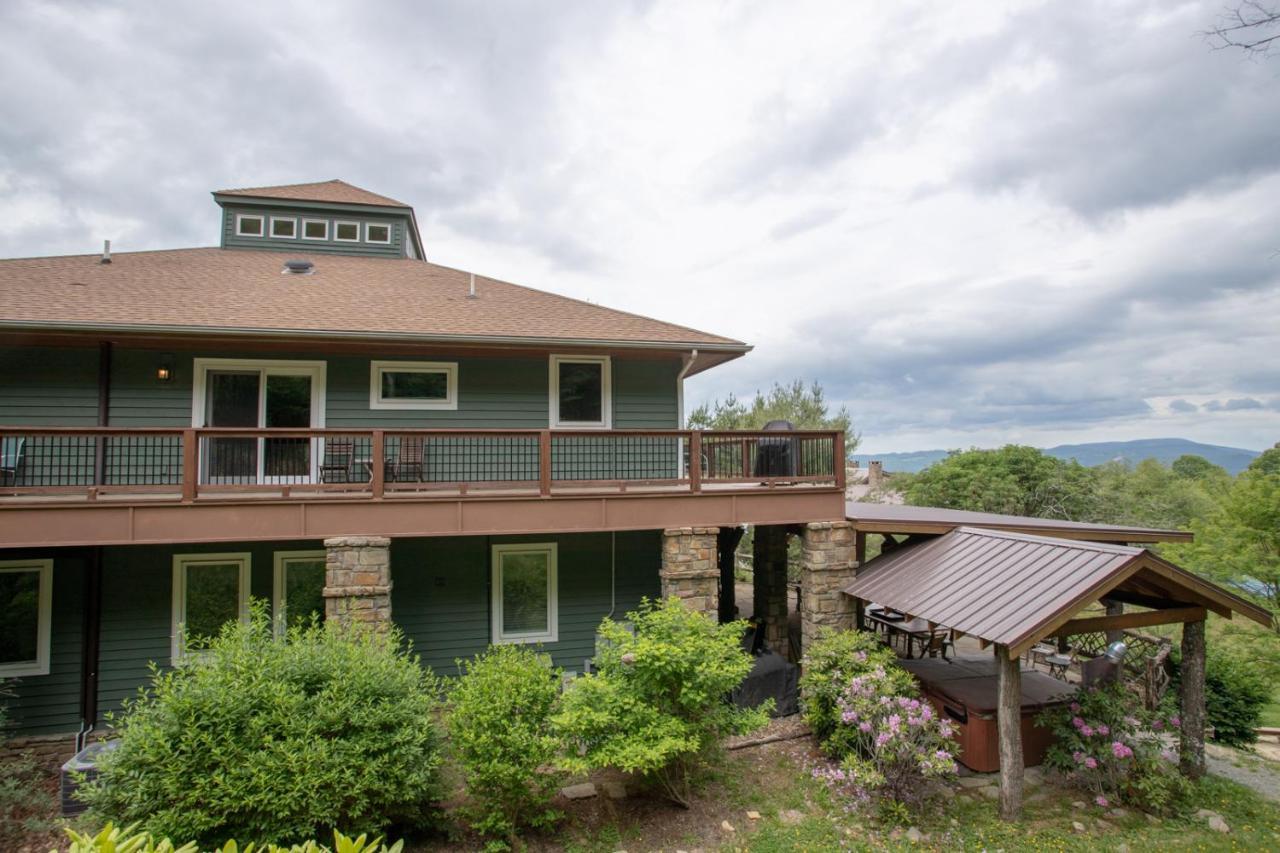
0 180 850 740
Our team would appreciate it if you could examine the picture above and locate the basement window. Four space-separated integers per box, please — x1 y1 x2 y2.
334 221 360 242
235 214 264 237
370 361 457 410
365 223 391 244
302 219 329 241
273 551 326 635
550 354 611 428
491 543 558 644
270 217 298 239
0 559 52 677
171 553 250 659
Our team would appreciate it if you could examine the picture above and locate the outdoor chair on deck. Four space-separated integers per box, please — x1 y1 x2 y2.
921 628 955 660
386 436 425 483
319 438 356 484
0 436 25 486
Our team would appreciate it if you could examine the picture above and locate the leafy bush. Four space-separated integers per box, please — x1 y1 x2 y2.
552 597 769 806
1038 682 1193 815
0 680 58 847
1201 651 1269 747
63 823 403 853
447 645 563 849
79 606 443 846
809 664 956 817
799 628 911 746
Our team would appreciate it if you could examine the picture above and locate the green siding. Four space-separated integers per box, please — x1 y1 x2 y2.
220 204 410 258
613 359 680 429
0 346 100 425
2 550 84 735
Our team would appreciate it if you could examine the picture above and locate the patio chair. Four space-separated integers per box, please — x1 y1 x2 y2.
921 628 955 660
319 438 356 484
0 436 25 486
386 435 425 483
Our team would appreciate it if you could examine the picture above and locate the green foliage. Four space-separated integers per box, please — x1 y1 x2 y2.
552 597 769 807
447 645 563 849
62 823 403 853
1038 682 1193 816
1169 644 1270 747
798 629 908 745
1092 458 1221 530
686 379 859 454
79 604 443 846
904 445 1097 520
0 680 58 847
1170 453 1231 486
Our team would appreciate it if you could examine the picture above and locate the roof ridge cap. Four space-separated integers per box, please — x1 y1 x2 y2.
953 525 1141 553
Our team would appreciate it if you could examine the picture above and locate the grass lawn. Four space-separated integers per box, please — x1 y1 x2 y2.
1260 685 1280 729
523 736 1280 852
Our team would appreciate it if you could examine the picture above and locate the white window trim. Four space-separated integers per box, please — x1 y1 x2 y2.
171 553 251 661
369 360 458 410
0 559 52 677
272 550 326 637
491 543 558 644
334 220 361 243
364 222 392 244
269 216 298 239
301 219 329 241
549 354 612 429
235 213 264 237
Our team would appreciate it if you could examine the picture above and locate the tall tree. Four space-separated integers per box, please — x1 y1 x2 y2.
1204 2 1280 57
687 380 859 454
903 445 1096 520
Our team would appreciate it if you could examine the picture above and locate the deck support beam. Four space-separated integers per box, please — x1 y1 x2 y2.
323 535 393 630
753 525 790 655
1179 618 1207 779
799 521 857 656
717 525 746 623
996 645 1023 820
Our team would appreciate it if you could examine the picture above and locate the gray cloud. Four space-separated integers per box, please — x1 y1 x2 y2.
1204 397 1265 412
1169 399 1199 413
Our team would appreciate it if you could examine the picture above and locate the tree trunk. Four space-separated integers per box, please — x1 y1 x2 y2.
1104 599 1124 645
997 645 1023 820
1179 619 1207 779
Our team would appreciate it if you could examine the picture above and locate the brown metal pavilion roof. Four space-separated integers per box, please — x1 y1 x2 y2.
844 526 1272 657
845 501 1192 543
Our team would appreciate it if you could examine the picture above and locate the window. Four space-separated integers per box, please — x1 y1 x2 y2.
365 223 391 244
171 553 250 659
270 217 297 239
302 219 329 241
273 551 326 635
549 355 611 428
235 214 264 237
370 360 457 410
0 559 52 677
334 221 360 242
491 543 557 644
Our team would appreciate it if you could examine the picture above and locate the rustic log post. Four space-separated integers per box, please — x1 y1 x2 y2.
1104 599 1124 645
1179 618 1207 779
996 645 1024 820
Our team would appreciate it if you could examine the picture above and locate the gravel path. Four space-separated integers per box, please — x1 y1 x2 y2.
1206 742 1280 802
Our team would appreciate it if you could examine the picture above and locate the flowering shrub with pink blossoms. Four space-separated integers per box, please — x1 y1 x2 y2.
810 663 957 816
1037 682 1193 816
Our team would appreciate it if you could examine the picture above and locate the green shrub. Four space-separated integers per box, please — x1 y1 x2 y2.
63 823 403 853
79 605 443 846
552 597 769 807
798 628 911 747
447 645 563 848
0 680 58 847
1038 682 1193 816
1170 645 1270 747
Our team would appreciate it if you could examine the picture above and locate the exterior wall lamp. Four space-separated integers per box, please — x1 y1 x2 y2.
156 355 174 383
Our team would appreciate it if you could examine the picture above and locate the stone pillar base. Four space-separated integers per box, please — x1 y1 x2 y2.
324 535 392 629
800 521 857 653
660 527 719 616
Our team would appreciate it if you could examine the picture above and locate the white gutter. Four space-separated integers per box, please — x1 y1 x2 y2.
0 320 751 355
676 349 699 426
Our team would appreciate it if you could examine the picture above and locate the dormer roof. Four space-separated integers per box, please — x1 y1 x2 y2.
213 179 410 208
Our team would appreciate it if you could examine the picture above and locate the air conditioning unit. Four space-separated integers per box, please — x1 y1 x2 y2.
60 740 120 817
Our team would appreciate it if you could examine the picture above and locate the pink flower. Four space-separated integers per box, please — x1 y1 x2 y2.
858 721 872 733
876 732 892 747
1081 725 1094 737
1170 716 1181 729
1152 719 1164 731
1072 716 1086 729
1084 757 1098 769
1072 751 1085 764
1111 741 1133 759
1070 702 1081 713
1095 795 1109 808
1097 724 1110 736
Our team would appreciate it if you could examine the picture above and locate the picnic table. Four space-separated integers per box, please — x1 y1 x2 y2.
865 606 949 659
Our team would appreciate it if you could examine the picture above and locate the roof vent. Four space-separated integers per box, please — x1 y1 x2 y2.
282 259 314 275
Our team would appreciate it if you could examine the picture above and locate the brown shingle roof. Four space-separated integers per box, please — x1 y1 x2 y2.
214 180 411 208
0 248 748 353
845 527 1272 655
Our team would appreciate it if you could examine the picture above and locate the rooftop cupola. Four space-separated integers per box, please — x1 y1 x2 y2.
211 179 425 260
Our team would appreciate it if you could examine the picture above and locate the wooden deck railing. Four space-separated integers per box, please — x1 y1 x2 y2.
0 426 844 502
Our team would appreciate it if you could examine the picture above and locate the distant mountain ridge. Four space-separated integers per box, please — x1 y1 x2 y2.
857 438 1262 475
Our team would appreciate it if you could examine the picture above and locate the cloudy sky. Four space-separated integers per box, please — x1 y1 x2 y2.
2 0 1278 453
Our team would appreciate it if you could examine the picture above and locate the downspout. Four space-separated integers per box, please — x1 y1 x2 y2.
676 349 699 427
78 341 111 750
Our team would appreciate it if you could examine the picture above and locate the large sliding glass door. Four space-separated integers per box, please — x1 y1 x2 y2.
196 360 325 485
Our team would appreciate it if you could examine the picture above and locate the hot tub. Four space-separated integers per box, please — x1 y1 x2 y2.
900 657 1075 773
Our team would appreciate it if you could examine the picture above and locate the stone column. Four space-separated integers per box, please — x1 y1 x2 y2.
660 527 719 616
323 535 393 629
800 521 857 653
753 525 790 655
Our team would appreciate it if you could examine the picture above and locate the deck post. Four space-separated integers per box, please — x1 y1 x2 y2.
689 431 702 492
717 525 745 623
1179 618 1207 779
323 535 393 631
1104 598 1124 645
799 521 857 657
181 429 197 502
660 527 719 616
996 645 1024 820
753 525 790 655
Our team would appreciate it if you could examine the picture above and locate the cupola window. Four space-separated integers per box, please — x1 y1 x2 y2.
235 214 264 237
302 219 328 240
334 221 360 242
270 217 297 239
366 223 391 244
